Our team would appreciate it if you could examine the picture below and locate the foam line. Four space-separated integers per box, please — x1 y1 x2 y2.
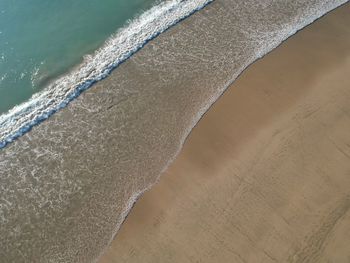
0 0 214 149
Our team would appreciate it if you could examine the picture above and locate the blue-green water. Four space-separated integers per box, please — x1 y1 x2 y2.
0 0 213 149
0 0 157 114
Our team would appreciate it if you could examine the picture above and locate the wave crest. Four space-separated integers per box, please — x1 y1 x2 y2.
0 0 213 149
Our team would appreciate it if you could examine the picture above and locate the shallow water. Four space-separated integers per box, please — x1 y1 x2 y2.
0 0 213 149
0 0 157 114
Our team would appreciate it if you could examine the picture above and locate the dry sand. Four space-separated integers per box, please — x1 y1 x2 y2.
99 4 350 263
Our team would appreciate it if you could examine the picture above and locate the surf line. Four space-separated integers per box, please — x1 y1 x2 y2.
0 0 215 149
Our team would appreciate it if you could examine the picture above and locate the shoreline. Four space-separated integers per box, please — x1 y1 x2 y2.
0 0 347 150
0 1 348 262
95 1 350 259
0 0 214 149
100 4 350 262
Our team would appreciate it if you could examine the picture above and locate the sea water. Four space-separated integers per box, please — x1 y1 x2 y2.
0 0 213 148
0 0 157 114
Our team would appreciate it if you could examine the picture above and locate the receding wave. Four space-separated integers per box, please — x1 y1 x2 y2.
0 0 213 149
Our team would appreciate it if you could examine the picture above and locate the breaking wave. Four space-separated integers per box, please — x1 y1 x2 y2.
0 0 214 149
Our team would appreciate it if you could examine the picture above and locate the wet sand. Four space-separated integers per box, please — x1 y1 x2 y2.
0 1 347 262
99 4 350 263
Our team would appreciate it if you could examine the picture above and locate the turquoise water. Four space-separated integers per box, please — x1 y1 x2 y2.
0 0 213 149
0 0 157 114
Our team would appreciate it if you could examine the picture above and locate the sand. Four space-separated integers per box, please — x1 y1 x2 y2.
0 1 348 262
99 4 350 263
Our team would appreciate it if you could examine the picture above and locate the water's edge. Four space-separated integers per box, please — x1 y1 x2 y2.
0 1 348 263
95 2 349 262
0 0 214 149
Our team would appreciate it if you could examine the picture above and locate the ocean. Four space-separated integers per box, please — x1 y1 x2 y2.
0 0 157 114
0 0 213 148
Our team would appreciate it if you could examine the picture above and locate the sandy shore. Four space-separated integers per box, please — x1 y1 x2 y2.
99 4 350 263
0 1 347 262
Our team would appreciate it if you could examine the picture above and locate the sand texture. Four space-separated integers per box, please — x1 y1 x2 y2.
0 1 348 262
100 4 350 263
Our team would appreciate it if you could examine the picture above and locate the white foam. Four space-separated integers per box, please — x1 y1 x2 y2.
0 0 214 148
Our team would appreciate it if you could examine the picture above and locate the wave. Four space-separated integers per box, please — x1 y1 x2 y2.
0 0 214 149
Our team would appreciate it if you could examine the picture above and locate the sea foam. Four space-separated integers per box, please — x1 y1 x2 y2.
0 0 213 149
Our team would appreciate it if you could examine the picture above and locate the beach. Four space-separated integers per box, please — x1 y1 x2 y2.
99 4 350 262
0 1 348 262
